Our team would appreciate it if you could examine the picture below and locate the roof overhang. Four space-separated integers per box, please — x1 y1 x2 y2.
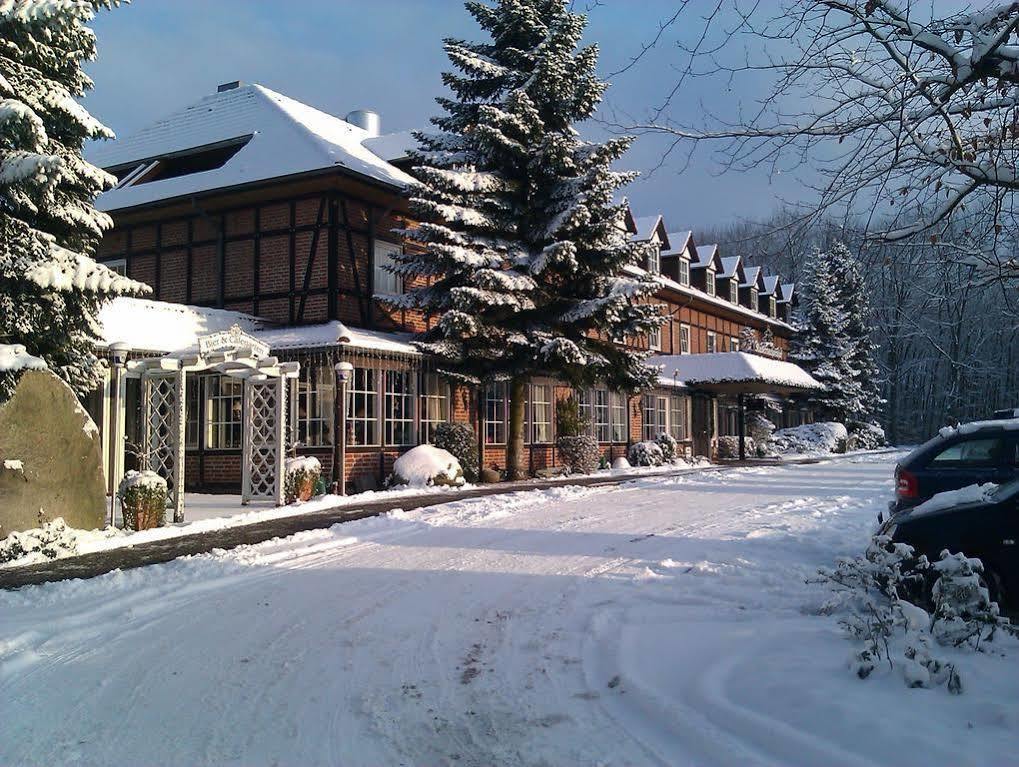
649 352 822 395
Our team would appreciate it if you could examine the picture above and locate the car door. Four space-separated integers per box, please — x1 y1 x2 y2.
921 435 1008 500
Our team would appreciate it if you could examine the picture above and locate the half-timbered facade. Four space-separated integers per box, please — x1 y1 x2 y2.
89 82 814 494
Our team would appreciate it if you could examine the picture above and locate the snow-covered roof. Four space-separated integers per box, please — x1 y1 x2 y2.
779 283 796 304
661 230 692 257
362 130 418 163
91 84 414 213
649 352 822 391
630 215 666 245
257 320 419 356
741 266 763 288
693 244 719 269
98 297 265 354
762 275 780 296
719 256 742 279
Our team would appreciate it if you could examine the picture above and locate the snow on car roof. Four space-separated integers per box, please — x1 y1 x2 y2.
91 84 414 212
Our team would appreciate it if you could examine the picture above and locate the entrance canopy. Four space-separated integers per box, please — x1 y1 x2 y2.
648 352 821 396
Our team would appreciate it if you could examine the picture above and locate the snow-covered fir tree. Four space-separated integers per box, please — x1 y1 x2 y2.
392 0 661 478
789 247 861 422
0 0 146 402
827 242 882 425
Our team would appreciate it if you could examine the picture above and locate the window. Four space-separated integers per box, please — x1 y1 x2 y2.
706 331 717 354
647 244 661 275
670 395 689 440
185 375 201 449
485 382 507 444
577 388 592 429
769 296 777 318
648 325 661 351
930 438 1005 467
530 384 553 443
643 394 668 440
680 324 690 354
105 258 127 277
749 288 759 312
373 241 403 297
729 279 738 304
349 368 379 446
593 388 611 443
295 364 335 447
705 268 716 296
204 375 243 449
678 258 690 286
384 370 415 446
729 337 739 352
610 392 627 443
419 373 448 444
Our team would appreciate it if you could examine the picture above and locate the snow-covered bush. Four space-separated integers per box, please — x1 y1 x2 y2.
773 422 848 455
930 551 1010 648
716 435 756 460
748 413 776 455
118 470 166 530
848 421 887 451
284 456 322 504
390 445 465 488
556 435 600 474
431 422 478 482
611 456 631 470
655 432 678 462
628 441 664 467
0 518 78 564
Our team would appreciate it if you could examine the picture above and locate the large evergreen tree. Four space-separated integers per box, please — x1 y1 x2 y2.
392 0 661 478
0 0 146 402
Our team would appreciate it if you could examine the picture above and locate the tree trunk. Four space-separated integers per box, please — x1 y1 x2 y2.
506 376 527 481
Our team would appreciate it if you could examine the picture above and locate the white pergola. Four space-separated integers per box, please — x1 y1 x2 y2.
112 326 299 522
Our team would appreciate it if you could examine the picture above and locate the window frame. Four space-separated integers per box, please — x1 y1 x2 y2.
647 244 661 275
203 375 244 450
373 240 404 298
705 268 716 297
729 278 738 304
484 382 508 445
648 324 662 351
348 367 380 447
749 287 759 312
678 257 690 286
706 330 717 354
418 372 449 444
530 383 553 444
384 369 416 446
729 337 739 352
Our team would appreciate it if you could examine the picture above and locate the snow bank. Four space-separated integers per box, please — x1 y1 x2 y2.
392 445 464 487
0 344 46 372
909 483 998 517
773 422 848 455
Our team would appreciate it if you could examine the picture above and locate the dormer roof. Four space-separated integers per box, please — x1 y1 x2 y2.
778 282 796 304
761 275 780 296
719 255 743 280
741 266 765 289
630 214 669 247
661 231 693 257
693 244 721 270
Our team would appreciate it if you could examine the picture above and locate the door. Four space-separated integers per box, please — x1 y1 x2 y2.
691 395 714 457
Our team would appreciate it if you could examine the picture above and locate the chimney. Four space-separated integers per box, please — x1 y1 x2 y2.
217 81 243 93
345 109 381 138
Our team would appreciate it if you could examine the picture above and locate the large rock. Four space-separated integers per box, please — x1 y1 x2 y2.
0 370 106 536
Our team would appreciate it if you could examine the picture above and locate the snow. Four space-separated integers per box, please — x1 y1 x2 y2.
91 84 413 213
3 459 24 472
661 230 692 257
629 214 664 242
741 265 763 288
98 297 263 354
362 129 418 162
392 445 464 486
719 255 741 278
117 470 167 495
774 422 850 454
649 351 822 390
285 456 321 475
5 453 1017 765
0 343 46 372
908 483 998 517
611 456 631 469
693 243 718 267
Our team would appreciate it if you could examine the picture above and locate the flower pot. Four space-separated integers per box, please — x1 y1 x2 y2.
123 498 165 531
295 474 315 502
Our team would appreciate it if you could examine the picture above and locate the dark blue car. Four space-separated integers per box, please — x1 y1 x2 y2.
889 420 1019 515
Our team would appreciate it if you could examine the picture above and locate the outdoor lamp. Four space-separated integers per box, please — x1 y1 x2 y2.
333 361 355 496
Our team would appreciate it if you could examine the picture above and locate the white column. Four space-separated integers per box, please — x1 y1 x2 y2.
274 375 287 507
241 378 253 506
172 369 186 523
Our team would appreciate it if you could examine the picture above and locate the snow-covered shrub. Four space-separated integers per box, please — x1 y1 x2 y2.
930 551 1011 648
611 456 631 470
556 434 600 474
848 421 887 451
284 456 322 504
716 435 756 460
390 445 464 488
431 422 478 482
773 422 848 455
0 518 78 564
748 413 776 455
655 432 678 462
118 470 166 530
628 440 664 467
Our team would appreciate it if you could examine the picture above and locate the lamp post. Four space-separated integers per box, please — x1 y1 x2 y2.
333 361 354 496
108 343 130 527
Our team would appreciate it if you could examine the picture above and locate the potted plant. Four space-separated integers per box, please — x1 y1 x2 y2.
284 456 322 503
117 470 167 531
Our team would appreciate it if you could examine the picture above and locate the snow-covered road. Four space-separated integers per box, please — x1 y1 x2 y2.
3 454 1017 766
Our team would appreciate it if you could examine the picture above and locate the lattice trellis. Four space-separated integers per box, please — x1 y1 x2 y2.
141 371 186 522
242 378 287 505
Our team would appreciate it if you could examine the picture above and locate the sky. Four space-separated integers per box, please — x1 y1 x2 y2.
83 0 808 230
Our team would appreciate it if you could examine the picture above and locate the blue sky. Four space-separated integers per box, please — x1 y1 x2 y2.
84 0 806 229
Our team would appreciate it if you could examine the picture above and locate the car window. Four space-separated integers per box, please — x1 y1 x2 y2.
929 437 1005 467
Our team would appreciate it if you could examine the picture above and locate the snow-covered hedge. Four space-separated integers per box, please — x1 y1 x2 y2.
284 456 322 503
773 422 849 455
848 421 887 450
431 422 478 481
0 518 78 564
118 470 167 530
628 440 664 467
556 434 600 474
390 445 465 488
655 433 678 462
716 435 756 460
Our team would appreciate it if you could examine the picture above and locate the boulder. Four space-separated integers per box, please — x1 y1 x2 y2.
479 467 502 484
0 370 106 536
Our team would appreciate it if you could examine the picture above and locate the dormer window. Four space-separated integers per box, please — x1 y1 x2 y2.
769 296 777 318
678 258 690 286
705 268 716 297
749 288 759 312
647 244 660 275
729 279 738 304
